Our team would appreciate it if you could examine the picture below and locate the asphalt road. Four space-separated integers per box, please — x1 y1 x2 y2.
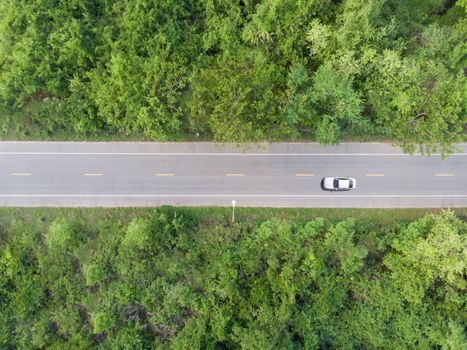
0 142 466 208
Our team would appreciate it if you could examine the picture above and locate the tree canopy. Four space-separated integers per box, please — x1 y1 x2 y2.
0 208 465 348
0 0 465 153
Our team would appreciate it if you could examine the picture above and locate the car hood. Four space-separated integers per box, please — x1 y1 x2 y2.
324 178 334 188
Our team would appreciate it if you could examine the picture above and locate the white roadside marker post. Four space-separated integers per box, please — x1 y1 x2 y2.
231 200 236 223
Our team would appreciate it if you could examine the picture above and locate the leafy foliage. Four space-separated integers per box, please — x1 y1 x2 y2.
0 0 465 152
0 209 465 348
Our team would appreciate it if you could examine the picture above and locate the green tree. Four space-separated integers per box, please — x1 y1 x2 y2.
311 63 363 144
187 49 289 141
83 263 107 286
366 50 466 155
44 218 73 250
90 311 115 334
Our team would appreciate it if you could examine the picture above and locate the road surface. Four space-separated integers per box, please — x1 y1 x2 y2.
0 142 466 208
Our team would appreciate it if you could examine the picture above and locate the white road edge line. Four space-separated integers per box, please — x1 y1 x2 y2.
11 173 31 176
0 194 465 198
434 173 454 176
155 173 175 176
225 173 245 177
0 152 465 156
366 174 385 177
296 173 314 176
83 173 104 176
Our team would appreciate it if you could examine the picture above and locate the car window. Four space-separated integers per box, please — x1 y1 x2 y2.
333 179 339 188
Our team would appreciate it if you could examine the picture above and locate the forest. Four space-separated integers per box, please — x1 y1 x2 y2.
0 208 465 349
0 0 465 154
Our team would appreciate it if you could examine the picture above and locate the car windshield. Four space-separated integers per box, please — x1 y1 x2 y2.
333 179 339 188
349 179 353 187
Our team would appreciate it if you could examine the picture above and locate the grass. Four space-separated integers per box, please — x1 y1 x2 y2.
0 207 465 233
178 207 467 226
1 128 393 144
1 105 391 143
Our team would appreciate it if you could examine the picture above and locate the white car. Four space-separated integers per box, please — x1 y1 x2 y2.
321 177 357 191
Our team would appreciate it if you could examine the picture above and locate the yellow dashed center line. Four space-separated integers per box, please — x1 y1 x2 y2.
366 173 385 177
11 173 31 176
295 173 314 177
155 173 175 177
225 173 245 177
83 173 103 176
434 173 454 177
